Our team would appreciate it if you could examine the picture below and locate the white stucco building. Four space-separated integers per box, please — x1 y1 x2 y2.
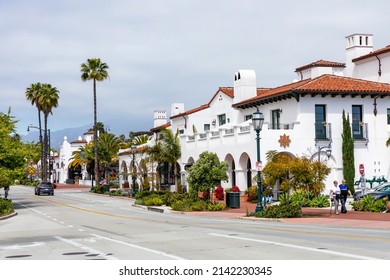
53 131 94 185
119 33 390 195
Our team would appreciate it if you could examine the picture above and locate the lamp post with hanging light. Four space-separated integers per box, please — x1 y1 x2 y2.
131 144 137 197
252 108 265 212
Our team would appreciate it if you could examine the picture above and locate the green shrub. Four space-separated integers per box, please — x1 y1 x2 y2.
207 202 226 211
309 195 330 207
278 192 290 205
291 189 311 207
171 199 193 212
143 195 164 206
163 192 189 206
246 185 258 202
0 198 14 215
255 203 302 218
110 189 122 196
351 195 386 212
92 184 105 194
191 200 208 211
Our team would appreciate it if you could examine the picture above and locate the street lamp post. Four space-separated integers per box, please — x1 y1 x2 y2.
317 145 332 162
131 144 137 197
252 108 264 213
27 125 51 182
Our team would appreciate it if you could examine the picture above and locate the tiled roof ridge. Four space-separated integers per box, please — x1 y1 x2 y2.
352 45 390 62
295 59 345 72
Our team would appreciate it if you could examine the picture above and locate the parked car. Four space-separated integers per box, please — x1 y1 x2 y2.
353 184 383 201
35 182 54 196
361 182 390 201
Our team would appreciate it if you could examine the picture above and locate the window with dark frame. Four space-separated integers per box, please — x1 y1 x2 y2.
271 109 280 129
352 105 363 139
218 114 226 126
315 105 326 139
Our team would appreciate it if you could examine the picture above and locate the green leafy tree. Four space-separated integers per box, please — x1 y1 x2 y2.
342 110 355 193
0 110 28 188
81 58 109 185
160 128 181 192
262 150 330 196
187 151 228 197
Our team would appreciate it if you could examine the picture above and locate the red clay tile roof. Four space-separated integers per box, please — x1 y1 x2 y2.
170 87 234 120
70 139 87 144
295 60 345 72
170 104 210 119
150 122 171 132
84 130 94 135
352 45 390 62
218 87 234 98
234 74 390 108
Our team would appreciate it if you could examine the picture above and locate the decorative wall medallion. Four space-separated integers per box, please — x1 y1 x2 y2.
279 134 291 148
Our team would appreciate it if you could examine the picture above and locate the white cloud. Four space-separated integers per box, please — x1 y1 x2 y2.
1 0 390 136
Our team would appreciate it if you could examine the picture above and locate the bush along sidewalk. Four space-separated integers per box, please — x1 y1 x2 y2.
0 198 14 217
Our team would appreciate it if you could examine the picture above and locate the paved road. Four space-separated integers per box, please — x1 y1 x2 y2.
1 185 390 260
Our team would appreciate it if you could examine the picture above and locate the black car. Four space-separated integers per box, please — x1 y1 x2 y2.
361 182 390 201
35 182 54 196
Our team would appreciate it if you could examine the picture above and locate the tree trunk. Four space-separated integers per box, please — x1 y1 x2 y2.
43 115 48 182
93 78 100 185
38 110 44 180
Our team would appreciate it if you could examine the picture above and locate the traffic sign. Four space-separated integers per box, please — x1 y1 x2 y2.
359 164 365 175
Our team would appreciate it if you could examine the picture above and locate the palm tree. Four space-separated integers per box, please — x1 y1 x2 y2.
25 82 44 179
39 84 59 181
81 58 109 185
147 140 163 190
98 133 120 181
160 128 181 192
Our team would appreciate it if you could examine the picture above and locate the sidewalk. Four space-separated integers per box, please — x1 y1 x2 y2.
55 184 390 229
184 198 390 229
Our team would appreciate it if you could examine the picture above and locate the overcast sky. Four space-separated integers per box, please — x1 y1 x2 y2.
1 0 390 136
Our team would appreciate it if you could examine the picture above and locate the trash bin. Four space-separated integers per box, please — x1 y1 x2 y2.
226 192 240 208
104 184 110 192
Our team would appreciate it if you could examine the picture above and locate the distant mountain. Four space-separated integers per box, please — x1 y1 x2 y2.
22 117 154 151
23 124 93 151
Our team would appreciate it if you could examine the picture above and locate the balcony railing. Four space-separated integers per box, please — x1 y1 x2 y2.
268 122 296 130
315 122 332 140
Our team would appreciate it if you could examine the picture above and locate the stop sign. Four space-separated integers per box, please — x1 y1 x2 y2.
359 164 365 175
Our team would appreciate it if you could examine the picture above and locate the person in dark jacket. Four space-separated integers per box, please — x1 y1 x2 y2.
339 180 352 213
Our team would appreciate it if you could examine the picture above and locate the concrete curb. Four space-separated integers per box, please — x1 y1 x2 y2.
0 211 17 220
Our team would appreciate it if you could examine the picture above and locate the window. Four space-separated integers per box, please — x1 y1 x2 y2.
271 109 280 129
387 108 390 125
244 115 252 121
352 105 363 139
315 105 326 139
204 124 210 131
218 114 226 126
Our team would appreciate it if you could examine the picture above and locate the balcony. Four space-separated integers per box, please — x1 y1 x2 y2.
352 122 369 144
315 122 332 141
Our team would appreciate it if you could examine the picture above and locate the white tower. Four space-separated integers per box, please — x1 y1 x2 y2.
233 69 257 104
345 33 373 77
153 110 167 128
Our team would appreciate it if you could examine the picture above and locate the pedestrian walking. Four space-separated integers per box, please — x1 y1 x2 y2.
4 186 10 199
339 179 352 213
330 180 340 215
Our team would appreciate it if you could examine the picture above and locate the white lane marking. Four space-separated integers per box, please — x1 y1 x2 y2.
90 234 186 260
55 236 119 260
209 233 380 260
0 242 45 250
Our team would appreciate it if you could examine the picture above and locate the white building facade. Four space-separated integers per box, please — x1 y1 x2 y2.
159 33 390 195
116 34 390 196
